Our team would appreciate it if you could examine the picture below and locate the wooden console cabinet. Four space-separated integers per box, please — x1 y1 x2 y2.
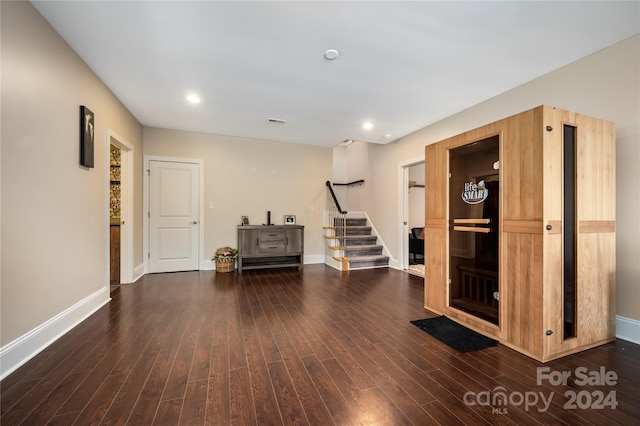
237 225 304 272
424 105 616 362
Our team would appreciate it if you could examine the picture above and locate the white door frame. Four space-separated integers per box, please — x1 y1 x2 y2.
143 155 205 274
398 157 424 271
105 129 134 284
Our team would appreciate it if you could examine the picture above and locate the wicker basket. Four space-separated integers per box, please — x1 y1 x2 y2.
215 257 236 273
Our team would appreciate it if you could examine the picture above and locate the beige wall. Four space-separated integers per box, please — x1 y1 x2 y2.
143 128 332 262
331 141 372 214
1 1 143 346
352 34 639 322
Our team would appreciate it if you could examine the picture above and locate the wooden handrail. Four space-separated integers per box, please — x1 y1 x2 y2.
332 179 364 186
325 181 347 214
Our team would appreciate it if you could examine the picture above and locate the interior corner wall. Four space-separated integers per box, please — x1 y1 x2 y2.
1 0 143 357
368 35 640 323
332 145 348 211
142 128 332 263
334 141 372 213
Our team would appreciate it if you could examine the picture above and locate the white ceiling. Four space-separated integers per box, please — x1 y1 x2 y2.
32 1 639 148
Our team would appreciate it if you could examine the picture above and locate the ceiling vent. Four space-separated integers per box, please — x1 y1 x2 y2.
267 118 286 124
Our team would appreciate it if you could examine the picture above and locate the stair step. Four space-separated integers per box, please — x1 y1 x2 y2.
344 244 383 256
335 226 372 236
334 218 367 227
348 255 389 268
339 235 377 245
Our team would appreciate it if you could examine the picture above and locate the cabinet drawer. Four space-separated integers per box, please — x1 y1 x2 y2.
259 230 285 243
259 241 286 253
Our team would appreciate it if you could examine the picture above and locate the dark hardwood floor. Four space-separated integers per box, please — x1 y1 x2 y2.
1 265 638 425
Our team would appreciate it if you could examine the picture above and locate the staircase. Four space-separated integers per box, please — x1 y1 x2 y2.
328 217 389 269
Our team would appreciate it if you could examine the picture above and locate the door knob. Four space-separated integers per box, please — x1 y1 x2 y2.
191 221 198 225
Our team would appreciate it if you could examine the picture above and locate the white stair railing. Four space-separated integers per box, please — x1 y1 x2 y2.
325 181 348 269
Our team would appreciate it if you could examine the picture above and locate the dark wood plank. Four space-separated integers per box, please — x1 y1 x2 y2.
160 315 201 401
272 329 335 425
334 348 376 391
71 320 165 425
53 316 153 415
0 265 636 426
127 319 186 425
180 379 209 425
422 400 467 426
268 360 309 425
301 354 353 424
99 319 178 425
153 397 183 425
229 367 257 425
243 327 283 425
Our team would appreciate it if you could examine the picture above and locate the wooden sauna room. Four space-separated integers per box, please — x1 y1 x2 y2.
423 105 616 362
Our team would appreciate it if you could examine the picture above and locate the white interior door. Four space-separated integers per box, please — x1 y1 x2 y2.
148 160 200 272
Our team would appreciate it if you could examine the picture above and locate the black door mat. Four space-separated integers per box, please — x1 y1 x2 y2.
410 316 498 353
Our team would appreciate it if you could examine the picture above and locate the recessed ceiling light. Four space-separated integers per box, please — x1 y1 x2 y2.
362 122 373 130
324 49 339 60
186 94 201 104
383 134 392 139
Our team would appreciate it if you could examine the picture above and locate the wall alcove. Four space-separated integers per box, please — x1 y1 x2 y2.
424 105 616 362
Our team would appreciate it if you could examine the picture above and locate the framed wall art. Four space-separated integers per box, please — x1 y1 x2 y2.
80 105 95 168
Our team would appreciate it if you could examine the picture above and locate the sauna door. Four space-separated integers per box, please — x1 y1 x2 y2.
449 136 500 325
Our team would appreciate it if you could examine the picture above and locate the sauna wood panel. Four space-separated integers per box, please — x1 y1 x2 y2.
503 107 544 221
541 107 564 360
576 232 616 342
424 228 446 314
543 106 564 223
503 233 544 357
577 115 616 221
542 230 563 360
424 142 448 314
425 143 447 221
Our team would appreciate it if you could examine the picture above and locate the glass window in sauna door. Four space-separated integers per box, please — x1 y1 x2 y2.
449 136 499 325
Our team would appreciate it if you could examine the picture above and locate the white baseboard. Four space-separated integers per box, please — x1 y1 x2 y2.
304 254 324 264
616 315 640 344
0 287 110 380
132 263 145 282
203 258 216 270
